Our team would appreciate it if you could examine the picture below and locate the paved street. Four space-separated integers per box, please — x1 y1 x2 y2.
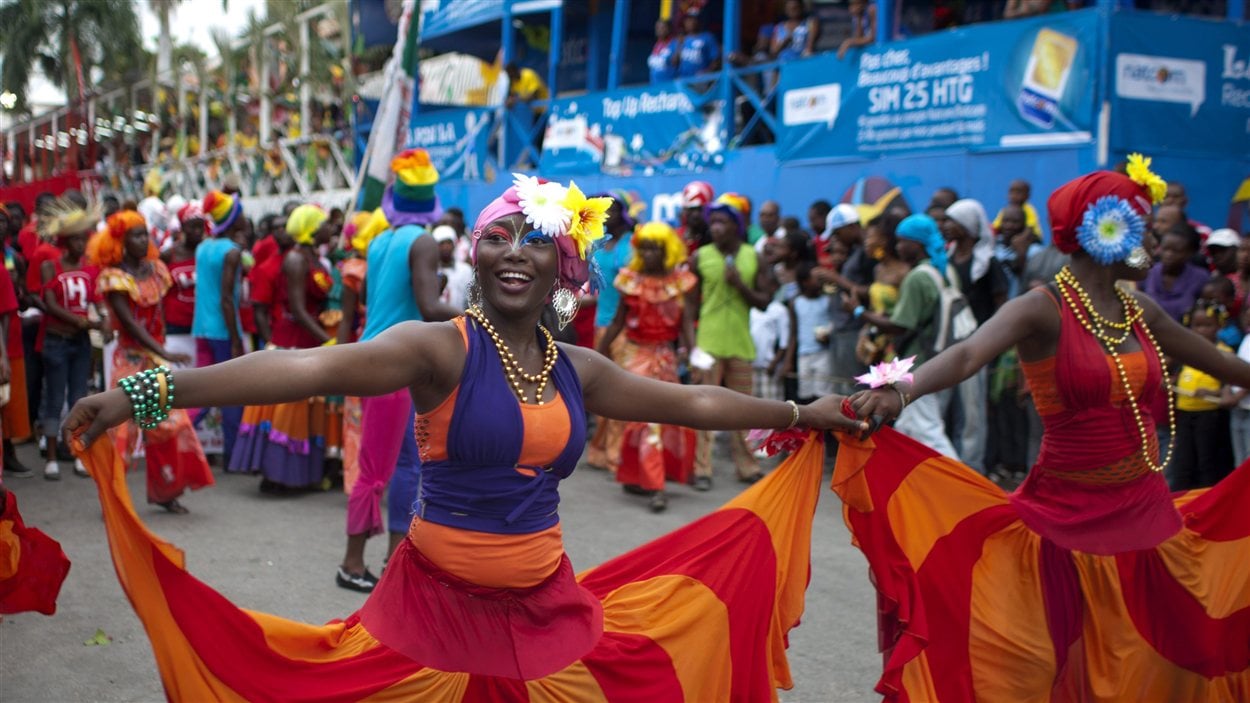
1 438 881 702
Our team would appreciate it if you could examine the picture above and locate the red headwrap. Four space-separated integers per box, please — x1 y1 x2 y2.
97 210 157 266
1047 171 1153 255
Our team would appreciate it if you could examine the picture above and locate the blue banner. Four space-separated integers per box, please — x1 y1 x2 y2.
406 108 495 181
420 1 505 42
1109 12 1250 158
776 10 1100 161
538 82 726 176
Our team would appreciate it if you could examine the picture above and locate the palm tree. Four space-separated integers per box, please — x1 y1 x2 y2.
0 0 143 113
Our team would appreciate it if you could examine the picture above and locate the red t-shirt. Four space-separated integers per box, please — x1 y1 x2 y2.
0 263 20 360
252 235 279 267
26 242 60 294
164 257 196 329
17 221 38 262
248 253 284 306
38 261 99 351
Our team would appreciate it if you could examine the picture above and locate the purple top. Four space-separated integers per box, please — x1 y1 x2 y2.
415 318 586 534
1142 262 1210 322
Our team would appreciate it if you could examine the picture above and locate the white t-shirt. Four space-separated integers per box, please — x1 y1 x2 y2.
749 300 790 369
440 260 473 312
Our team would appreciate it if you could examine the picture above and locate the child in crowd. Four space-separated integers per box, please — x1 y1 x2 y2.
785 262 832 405
750 238 790 402
1225 304 1250 467
1202 276 1245 348
1169 300 1236 490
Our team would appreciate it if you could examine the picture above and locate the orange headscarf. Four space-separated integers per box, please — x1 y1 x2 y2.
94 211 157 267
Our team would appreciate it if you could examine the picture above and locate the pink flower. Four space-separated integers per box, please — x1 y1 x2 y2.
855 356 916 388
747 427 809 457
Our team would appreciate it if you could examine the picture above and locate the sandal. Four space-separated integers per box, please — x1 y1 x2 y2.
158 499 189 515
649 492 668 513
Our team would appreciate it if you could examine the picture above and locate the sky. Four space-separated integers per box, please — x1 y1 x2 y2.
27 0 265 108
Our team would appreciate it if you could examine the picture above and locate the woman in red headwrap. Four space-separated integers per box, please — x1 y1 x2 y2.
62 175 866 701
97 211 213 513
845 155 1250 700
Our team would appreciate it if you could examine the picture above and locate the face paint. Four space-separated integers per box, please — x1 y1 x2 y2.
480 219 551 253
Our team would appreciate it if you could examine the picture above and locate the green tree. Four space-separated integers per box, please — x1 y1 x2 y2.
0 0 143 113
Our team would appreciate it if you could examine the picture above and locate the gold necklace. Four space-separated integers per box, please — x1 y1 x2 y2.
1054 270 1175 473
1055 266 1141 342
465 307 558 404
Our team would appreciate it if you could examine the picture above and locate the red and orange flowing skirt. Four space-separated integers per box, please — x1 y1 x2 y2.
833 426 1250 702
75 430 830 701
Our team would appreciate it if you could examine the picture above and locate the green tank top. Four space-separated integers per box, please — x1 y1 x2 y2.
695 242 758 360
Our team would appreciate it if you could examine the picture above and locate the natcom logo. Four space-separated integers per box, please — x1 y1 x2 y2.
1115 53 1206 116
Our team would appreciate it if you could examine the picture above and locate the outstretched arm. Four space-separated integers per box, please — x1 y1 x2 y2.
851 288 1055 423
1137 292 1250 388
569 344 866 434
64 320 463 447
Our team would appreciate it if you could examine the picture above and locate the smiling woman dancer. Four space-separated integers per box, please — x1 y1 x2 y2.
841 156 1250 701
66 175 866 701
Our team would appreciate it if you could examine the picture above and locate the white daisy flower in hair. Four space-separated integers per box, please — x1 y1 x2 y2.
512 173 571 237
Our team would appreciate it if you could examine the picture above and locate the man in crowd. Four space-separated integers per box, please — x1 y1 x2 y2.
816 203 873 394
690 194 774 489
676 11 720 78
338 150 460 593
194 191 246 462
678 181 714 252
859 214 959 457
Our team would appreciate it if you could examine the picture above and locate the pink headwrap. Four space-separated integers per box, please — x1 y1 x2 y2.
470 184 592 292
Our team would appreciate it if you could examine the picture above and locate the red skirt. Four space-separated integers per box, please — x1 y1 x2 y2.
833 425 1250 701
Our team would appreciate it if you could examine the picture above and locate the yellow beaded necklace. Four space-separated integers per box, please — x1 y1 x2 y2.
466 307 559 405
1054 266 1175 473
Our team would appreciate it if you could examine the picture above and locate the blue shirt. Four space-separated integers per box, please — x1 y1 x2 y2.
793 293 831 356
592 231 632 328
649 39 678 83
192 237 240 340
677 32 720 77
774 20 811 62
361 225 426 341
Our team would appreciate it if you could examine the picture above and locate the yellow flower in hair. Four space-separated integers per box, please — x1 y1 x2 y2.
1126 153 1167 205
562 181 611 259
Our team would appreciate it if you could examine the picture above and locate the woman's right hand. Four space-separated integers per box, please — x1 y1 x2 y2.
63 388 133 448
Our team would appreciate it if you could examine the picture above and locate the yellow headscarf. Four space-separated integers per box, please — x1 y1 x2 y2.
286 204 329 246
350 209 390 255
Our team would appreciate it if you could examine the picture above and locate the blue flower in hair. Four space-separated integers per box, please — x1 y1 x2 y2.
1076 196 1145 265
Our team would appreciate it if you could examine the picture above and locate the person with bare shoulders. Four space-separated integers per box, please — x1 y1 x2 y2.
842 155 1250 699
63 176 865 700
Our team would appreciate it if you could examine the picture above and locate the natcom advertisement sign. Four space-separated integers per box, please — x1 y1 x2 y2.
1110 13 1250 157
775 10 1099 161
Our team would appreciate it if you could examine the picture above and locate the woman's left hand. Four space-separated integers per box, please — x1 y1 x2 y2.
801 395 870 434
848 387 905 436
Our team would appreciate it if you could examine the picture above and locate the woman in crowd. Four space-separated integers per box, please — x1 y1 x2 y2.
97 211 212 513
844 156 1250 699
596 221 697 512
854 214 909 366
37 201 107 479
229 205 336 491
66 175 864 700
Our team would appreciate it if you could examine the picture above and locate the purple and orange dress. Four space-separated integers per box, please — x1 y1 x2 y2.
79 313 833 700
833 287 1250 700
